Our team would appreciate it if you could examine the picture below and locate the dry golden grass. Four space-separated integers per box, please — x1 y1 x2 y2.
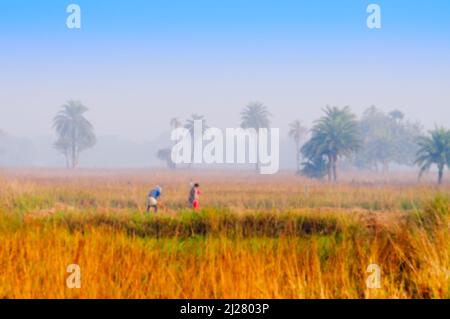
0 169 449 298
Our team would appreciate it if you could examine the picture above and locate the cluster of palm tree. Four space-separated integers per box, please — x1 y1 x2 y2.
51 99 450 184
299 106 362 182
158 102 272 170
294 106 450 184
53 100 96 168
157 114 209 168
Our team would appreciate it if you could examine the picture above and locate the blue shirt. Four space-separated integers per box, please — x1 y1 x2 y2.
149 188 161 199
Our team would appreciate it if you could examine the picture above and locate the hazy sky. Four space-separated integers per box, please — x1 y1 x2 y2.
1 0 449 142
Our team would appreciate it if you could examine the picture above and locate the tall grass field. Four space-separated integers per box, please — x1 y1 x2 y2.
0 169 449 298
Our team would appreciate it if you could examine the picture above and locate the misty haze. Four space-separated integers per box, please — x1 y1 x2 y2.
1 0 450 301
1 2 449 177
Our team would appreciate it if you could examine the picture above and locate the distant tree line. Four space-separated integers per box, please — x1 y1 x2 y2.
3 99 449 184
353 106 421 172
157 102 272 171
296 106 450 184
157 102 450 184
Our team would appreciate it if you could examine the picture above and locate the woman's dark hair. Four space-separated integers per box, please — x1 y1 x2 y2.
194 183 200 187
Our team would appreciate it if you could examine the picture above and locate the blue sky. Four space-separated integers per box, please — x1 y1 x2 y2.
1 1 449 36
0 0 449 140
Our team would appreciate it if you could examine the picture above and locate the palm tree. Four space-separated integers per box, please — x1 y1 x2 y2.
185 114 208 135
241 102 271 130
300 155 328 180
240 101 271 171
415 127 450 184
53 100 96 168
289 120 307 173
301 106 361 182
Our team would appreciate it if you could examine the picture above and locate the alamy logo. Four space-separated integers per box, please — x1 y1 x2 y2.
66 4 81 29
366 264 381 289
66 264 81 288
170 120 280 174
367 4 381 29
